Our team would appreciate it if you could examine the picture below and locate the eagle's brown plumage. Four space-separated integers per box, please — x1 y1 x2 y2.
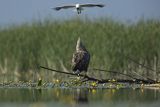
72 37 90 74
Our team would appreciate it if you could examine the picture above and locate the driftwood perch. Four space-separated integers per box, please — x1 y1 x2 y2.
40 66 157 84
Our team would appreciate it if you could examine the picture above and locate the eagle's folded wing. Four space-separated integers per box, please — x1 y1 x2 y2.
72 52 84 68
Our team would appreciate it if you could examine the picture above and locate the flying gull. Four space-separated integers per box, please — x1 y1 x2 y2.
52 3 105 14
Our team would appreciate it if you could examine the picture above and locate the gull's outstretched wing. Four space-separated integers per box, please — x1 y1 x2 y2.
52 5 75 11
80 4 105 8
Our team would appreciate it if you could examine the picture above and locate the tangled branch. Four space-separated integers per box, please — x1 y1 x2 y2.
40 66 157 84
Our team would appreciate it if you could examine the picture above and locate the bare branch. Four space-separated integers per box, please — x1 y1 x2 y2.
40 66 156 84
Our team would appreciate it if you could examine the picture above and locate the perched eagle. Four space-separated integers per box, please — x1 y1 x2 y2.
52 3 105 14
72 37 90 75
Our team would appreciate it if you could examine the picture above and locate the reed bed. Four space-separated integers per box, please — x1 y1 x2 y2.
0 18 160 82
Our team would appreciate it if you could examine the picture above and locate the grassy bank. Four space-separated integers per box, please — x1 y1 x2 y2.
0 18 160 82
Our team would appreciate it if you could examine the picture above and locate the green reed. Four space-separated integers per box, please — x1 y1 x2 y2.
0 18 160 82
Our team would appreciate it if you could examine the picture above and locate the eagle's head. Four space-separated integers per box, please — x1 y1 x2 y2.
76 37 87 52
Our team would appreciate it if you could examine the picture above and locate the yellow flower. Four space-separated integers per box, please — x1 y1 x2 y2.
91 81 98 87
56 79 60 83
112 79 116 82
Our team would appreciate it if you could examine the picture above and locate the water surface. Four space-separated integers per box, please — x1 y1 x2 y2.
0 88 159 107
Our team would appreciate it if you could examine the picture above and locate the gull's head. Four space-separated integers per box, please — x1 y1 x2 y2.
76 4 80 8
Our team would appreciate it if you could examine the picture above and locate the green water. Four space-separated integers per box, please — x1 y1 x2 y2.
0 88 159 107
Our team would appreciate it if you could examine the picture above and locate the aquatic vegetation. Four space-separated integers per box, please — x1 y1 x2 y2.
0 18 160 82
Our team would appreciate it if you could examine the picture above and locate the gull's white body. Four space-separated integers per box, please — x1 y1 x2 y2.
53 3 105 14
75 4 80 8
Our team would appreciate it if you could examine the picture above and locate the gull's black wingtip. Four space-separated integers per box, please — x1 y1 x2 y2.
100 4 105 7
51 7 61 11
